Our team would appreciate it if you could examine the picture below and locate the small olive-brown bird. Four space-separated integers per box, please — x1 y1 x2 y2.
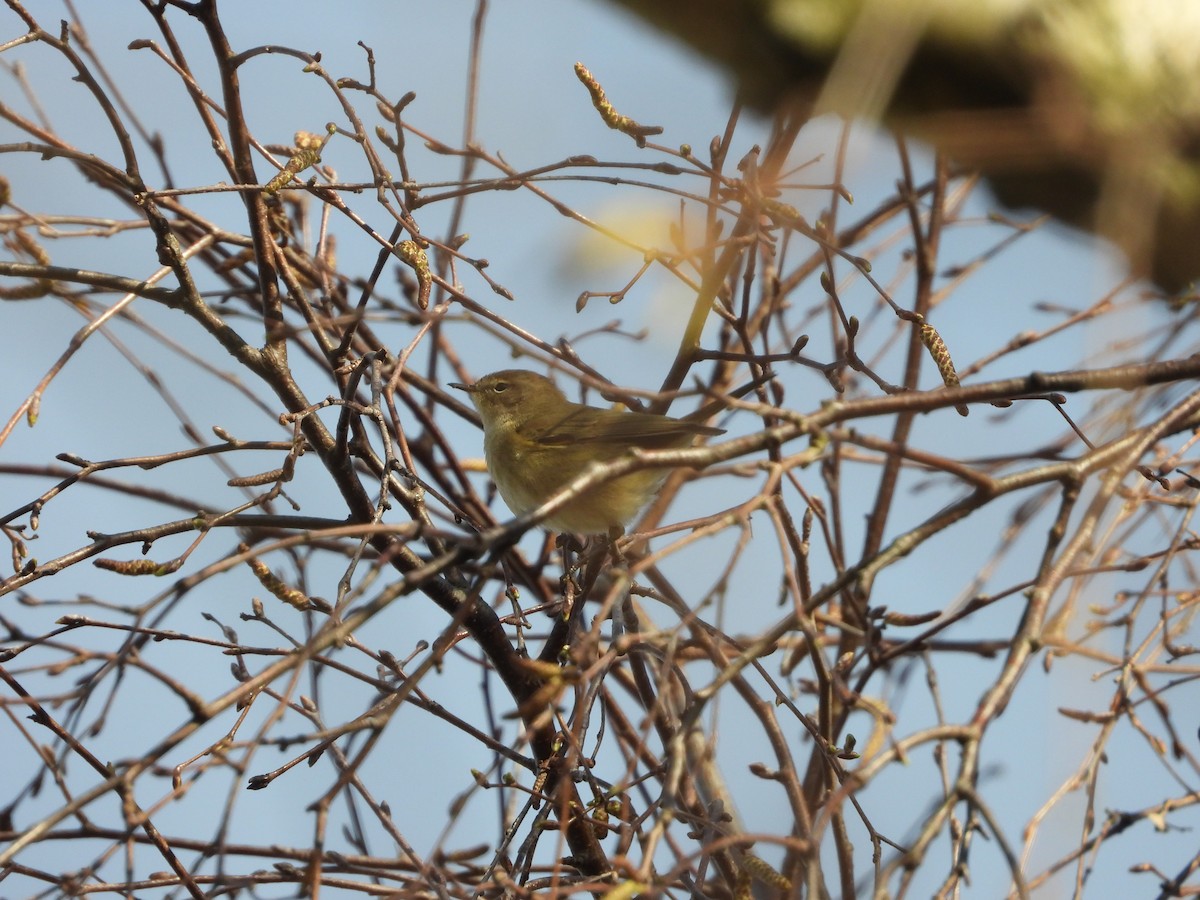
451 369 724 534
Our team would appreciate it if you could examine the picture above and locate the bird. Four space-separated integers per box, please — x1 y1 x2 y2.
451 369 725 534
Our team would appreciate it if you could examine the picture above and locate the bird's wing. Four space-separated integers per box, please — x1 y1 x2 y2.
531 406 723 447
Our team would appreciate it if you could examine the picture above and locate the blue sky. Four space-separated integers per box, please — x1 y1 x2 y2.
2 2 1191 897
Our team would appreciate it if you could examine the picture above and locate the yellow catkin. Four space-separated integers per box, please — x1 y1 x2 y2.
94 558 181 576
742 854 792 890
574 62 632 131
396 240 431 309
227 468 286 487
264 131 325 195
573 62 662 146
240 543 310 609
919 321 969 416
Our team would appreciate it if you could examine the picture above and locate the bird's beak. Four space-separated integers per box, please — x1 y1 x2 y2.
449 381 476 393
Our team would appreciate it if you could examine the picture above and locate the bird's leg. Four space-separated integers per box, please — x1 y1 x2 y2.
554 532 585 621
554 535 614 656
605 525 628 566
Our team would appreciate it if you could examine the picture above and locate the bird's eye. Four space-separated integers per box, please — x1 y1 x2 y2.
492 382 508 393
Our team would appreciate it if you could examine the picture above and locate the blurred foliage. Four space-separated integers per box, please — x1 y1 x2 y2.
603 0 1200 293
